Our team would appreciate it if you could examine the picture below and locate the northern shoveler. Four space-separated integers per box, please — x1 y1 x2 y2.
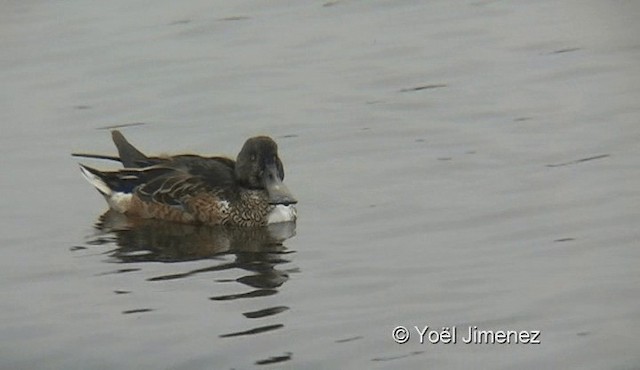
74 131 297 227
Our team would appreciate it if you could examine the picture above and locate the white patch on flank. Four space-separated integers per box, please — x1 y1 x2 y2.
217 200 230 211
107 192 133 213
268 205 297 224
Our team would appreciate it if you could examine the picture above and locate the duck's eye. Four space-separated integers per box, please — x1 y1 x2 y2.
272 155 277 162
250 154 257 162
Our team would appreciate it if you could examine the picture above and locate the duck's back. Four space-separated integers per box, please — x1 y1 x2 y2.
167 155 237 188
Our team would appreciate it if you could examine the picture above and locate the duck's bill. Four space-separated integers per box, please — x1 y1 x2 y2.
264 165 298 205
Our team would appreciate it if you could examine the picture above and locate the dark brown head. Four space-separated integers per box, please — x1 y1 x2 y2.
235 136 297 205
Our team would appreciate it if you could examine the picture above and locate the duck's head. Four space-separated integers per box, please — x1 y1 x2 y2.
235 136 298 206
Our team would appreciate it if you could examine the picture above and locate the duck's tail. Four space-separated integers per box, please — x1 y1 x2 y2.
79 164 134 213
79 164 112 196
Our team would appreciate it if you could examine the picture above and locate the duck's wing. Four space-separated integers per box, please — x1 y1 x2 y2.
167 156 236 186
79 163 208 214
71 152 123 162
110 130 155 168
79 164 176 196
135 172 210 208
74 130 239 174
72 130 164 168
134 158 238 209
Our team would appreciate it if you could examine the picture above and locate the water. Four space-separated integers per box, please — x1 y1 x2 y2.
1 1 639 369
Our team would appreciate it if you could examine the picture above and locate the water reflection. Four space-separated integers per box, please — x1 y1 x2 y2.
86 211 297 365
94 210 296 263
92 210 296 294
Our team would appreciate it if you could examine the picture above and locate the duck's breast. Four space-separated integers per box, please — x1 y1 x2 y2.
267 204 297 224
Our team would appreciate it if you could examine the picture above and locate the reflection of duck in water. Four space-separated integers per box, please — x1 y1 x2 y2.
93 209 296 294
74 130 297 226
96 210 296 263
89 210 297 358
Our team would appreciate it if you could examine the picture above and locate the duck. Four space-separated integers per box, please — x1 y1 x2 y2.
73 130 297 227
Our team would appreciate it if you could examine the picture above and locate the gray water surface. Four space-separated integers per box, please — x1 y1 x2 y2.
1 1 639 369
